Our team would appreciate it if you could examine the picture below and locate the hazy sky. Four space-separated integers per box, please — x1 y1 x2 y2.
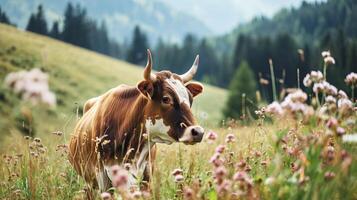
161 0 326 34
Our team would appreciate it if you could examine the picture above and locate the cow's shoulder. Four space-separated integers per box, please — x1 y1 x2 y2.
110 84 140 99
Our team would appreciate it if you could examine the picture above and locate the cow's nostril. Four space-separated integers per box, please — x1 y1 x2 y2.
191 128 199 136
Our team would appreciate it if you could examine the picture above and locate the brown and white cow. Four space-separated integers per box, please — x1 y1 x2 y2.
68 49 204 194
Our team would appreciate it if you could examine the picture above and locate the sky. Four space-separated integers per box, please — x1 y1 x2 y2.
161 0 326 34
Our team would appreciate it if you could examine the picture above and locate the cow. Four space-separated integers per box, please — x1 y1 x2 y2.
68 49 205 196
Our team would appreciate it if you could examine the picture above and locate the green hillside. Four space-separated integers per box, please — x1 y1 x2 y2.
0 23 227 140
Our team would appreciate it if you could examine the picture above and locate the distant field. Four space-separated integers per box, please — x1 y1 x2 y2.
0 23 227 141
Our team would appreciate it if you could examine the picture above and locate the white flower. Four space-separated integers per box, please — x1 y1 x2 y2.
3 68 56 106
324 56 335 65
338 98 353 115
266 101 284 116
342 134 357 143
325 96 336 104
303 74 312 87
321 50 331 58
345 72 357 86
310 71 324 82
313 83 324 93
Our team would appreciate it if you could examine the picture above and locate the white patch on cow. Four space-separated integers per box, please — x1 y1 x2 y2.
166 77 190 106
145 118 174 144
136 143 149 175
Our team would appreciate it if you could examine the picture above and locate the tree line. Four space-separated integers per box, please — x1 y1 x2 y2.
25 4 122 59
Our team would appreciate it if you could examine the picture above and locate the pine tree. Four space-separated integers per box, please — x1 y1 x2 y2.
49 21 61 39
0 6 11 25
127 25 149 65
26 5 48 35
35 5 47 35
26 14 36 32
223 61 257 120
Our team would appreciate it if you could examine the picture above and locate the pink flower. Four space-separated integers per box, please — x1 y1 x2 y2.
345 72 357 86
100 192 111 200
209 153 224 167
326 117 338 129
225 134 235 143
174 174 184 183
336 127 346 136
214 166 227 179
216 180 232 194
171 168 183 176
215 145 226 154
111 166 128 188
183 186 194 199
206 131 218 141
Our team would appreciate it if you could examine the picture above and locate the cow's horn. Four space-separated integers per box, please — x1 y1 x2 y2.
143 49 156 81
180 55 199 83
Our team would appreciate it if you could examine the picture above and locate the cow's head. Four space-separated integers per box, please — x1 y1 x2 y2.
137 49 204 145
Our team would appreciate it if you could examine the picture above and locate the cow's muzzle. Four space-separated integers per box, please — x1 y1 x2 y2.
179 125 204 144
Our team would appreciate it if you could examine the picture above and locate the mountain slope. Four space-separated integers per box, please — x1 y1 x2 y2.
0 23 226 138
0 0 211 43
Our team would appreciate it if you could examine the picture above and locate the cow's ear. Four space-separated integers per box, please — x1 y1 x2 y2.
137 80 154 99
186 82 203 97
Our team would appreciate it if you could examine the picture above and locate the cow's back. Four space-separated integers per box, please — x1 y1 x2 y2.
68 84 139 185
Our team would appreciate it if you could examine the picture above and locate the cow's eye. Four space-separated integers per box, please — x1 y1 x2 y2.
162 96 171 104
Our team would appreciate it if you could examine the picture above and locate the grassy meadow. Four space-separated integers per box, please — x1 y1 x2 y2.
0 23 357 200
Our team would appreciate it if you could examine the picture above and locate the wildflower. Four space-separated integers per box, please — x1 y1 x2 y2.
171 168 183 176
325 95 336 104
326 117 338 129
259 78 269 85
337 98 353 112
183 186 195 199
52 131 63 136
266 101 284 116
174 174 184 183
215 145 225 154
313 83 323 94
310 71 324 82
100 192 111 200
214 166 227 179
324 56 335 65
345 72 357 86
111 166 128 188
336 127 346 136
131 191 142 199
34 137 41 143
209 153 224 167
244 165 252 172
321 50 331 58
236 160 247 169
24 136 31 140
264 177 275 185
303 74 312 87
225 134 235 143
124 163 131 170
233 171 247 181
254 151 262 157
4 68 56 106
261 160 269 166
342 134 357 143
324 172 335 180
338 90 348 99
217 180 231 194
206 131 218 141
